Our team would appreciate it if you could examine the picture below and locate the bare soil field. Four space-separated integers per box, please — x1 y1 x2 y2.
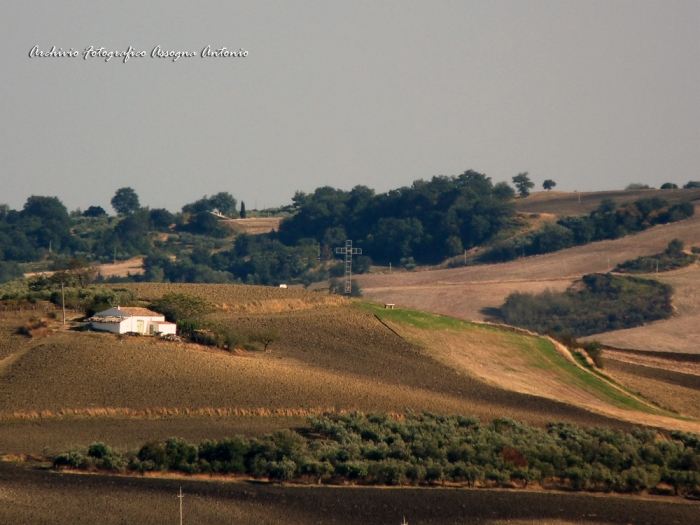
223 217 283 234
0 300 661 460
0 416 306 456
515 188 700 217
96 256 146 277
1 462 697 525
581 265 700 354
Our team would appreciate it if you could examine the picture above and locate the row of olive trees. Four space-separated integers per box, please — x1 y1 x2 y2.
54 411 700 496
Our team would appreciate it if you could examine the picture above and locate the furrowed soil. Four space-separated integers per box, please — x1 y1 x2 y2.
1 462 698 525
600 349 700 419
0 416 306 456
1 282 675 457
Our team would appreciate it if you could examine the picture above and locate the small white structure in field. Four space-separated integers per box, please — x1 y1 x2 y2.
88 306 177 336
279 284 288 289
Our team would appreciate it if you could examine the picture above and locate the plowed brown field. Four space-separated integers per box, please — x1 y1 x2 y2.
1 462 698 525
0 308 632 431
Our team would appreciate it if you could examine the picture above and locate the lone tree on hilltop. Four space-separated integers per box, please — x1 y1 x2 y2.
661 183 678 190
111 187 140 215
249 329 280 352
512 172 534 197
542 179 556 191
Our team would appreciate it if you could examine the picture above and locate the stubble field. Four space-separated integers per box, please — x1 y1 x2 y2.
514 188 700 217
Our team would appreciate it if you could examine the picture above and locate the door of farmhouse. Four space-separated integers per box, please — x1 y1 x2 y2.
136 320 144 333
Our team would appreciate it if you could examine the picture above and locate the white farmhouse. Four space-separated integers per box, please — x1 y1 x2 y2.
88 306 177 336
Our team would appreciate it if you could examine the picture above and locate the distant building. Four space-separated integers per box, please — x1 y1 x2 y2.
88 306 177 335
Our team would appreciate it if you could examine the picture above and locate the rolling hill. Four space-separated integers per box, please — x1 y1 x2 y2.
514 188 700 217
1 283 698 462
356 205 700 353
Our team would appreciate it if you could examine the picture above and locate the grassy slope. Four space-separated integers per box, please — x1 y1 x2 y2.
359 303 697 431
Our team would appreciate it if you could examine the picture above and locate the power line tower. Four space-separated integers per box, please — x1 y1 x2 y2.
177 487 184 525
335 240 362 294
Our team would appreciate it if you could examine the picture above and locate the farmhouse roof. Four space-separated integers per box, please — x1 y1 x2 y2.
94 307 130 318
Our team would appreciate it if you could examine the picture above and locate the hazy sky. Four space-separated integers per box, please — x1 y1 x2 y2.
1 1 698 213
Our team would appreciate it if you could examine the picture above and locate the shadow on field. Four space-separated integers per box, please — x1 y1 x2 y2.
1 462 698 525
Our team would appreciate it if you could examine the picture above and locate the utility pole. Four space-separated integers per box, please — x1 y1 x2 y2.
178 487 184 525
464 249 467 265
113 247 116 265
61 281 66 326
334 240 362 294
389 262 392 274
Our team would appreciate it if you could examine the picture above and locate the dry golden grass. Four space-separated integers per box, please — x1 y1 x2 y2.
515 188 700 217
603 359 700 419
110 282 345 312
357 208 700 359
362 279 573 322
380 317 700 433
358 206 700 291
223 217 283 234
582 265 700 354
603 350 700 376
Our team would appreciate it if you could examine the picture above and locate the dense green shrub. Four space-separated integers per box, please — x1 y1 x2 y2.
616 240 697 274
54 412 700 497
501 273 673 337
482 198 695 263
